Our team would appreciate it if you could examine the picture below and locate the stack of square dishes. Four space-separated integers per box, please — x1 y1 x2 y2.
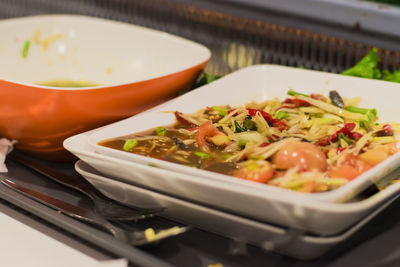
65 65 400 259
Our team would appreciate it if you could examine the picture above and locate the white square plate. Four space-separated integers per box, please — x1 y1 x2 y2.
64 130 400 236
86 64 400 203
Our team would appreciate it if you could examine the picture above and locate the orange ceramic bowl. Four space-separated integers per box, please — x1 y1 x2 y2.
0 15 210 160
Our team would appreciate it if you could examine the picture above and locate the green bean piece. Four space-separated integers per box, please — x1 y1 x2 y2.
287 89 309 97
346 106 369 114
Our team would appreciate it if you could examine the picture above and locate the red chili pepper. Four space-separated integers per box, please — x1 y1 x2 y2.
331 123 356 142
229 108 273 122
174 111 197 128
246 108 273 120
271 120 288 131
186 127 199 131
227 109 236 115
336 122 356 135
228 108 288 131
310 94 327 101
326 123 353 141
316 123 356 146
336 147 347 153
281 98 310 108
246 108 288 131
272 134 280 139
259 142 270 147
348 131 363 140
376 124 393 137
315 136 331 146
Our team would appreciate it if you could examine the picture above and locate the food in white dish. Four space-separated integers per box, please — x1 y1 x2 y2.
98 89 400 193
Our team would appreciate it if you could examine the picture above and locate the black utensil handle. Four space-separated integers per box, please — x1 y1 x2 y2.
8 152 97 199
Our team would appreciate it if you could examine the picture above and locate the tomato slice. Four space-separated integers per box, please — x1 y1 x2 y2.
328 154 371 180
233 160 274 183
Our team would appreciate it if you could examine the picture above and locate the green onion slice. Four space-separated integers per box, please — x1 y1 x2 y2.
123 139 138 151
276 110 289 119
156 126 166 136
337 133 352 147
194 151 210 159
22 40 31 59
211 106 228 116
238 139 247 147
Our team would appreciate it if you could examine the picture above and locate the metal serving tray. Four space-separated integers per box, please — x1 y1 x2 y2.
75 159 400 260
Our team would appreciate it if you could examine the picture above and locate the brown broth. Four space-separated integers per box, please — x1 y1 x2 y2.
98 125 238 175
37 79 99 88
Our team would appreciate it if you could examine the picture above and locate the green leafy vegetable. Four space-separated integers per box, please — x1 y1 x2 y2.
234 120 246 133
123 139 138 151
22 40 31 59
342 47 400 84
178 72 222 96
341 47 381 79
382 69 400 83
194 73 222 88
368 0 400 6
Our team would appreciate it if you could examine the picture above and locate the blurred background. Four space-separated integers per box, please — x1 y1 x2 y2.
2 0 400 76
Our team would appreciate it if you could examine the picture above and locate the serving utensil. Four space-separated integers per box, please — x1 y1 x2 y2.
7 152 166 221
1 178 190 246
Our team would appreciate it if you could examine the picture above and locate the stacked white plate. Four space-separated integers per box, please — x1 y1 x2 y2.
64 65 400 259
